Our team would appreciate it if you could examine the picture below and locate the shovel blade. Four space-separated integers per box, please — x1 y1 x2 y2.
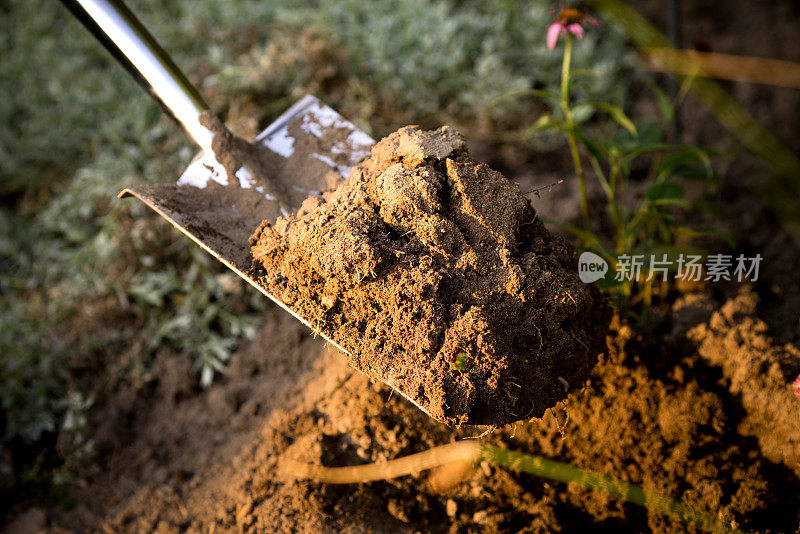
119 95 373 352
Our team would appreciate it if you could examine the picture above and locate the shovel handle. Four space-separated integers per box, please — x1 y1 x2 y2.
59 0 215 156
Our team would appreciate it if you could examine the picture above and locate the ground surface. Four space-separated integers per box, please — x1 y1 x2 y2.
10 168 800 534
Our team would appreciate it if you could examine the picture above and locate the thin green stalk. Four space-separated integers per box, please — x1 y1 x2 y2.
608 155 625 253
560 34 591 231
481 445 741 534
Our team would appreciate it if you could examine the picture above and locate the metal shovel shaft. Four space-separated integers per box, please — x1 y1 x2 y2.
59 0 213 155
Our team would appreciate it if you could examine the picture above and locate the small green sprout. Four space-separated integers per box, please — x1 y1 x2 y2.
451 350 471 372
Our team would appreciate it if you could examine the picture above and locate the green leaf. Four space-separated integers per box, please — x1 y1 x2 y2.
676 225 736 247
621 142 709 163
581 102 638 137
610 119 660 149
646 80 675 127
650 198 691 209
655 152 705 182
588 155 613 200
635 119 663 145
575 131 608 162
645 182 684 202
571 104 595 125
490 88 559 107
451 352 471 372
524 114 563 136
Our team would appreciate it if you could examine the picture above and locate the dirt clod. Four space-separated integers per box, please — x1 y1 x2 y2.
248 125 611 426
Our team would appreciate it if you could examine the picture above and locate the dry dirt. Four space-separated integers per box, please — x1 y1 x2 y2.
16 283 797 533
7 175 796 533
248 125 610 427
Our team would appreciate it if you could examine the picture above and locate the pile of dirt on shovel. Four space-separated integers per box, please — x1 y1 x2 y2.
247 125 611 427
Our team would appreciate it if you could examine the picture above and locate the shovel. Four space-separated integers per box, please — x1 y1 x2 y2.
61 0 436 418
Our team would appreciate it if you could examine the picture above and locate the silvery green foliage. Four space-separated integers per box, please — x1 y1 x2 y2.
0 0 268 195
1 140 263 445
324 0 628 116
0 0 275 449
208 0 630 124
0 92 258 450
0 1 153 195
0 300 63 443
1 0 629 195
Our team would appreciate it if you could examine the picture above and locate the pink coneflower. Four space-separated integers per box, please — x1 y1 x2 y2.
547 7 601 50
793 374 800 398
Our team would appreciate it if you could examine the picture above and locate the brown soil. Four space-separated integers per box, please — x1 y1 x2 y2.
24 179 797 532
9 179 800 532
28 285 799 533
247 125 610 427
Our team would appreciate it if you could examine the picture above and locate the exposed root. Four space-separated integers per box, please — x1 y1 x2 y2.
278 440 482 484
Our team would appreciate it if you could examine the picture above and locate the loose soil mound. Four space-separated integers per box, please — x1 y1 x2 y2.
37 288 800 533
248 125 610 427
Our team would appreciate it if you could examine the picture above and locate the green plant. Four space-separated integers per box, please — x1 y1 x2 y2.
0 301 66 445
0 0 276 456
128 254 263 386
451 350 471 372
506 6 722 311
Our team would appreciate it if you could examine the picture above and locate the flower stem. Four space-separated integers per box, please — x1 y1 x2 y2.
609 155 625 253
560 34 590 231
560 33 572 103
